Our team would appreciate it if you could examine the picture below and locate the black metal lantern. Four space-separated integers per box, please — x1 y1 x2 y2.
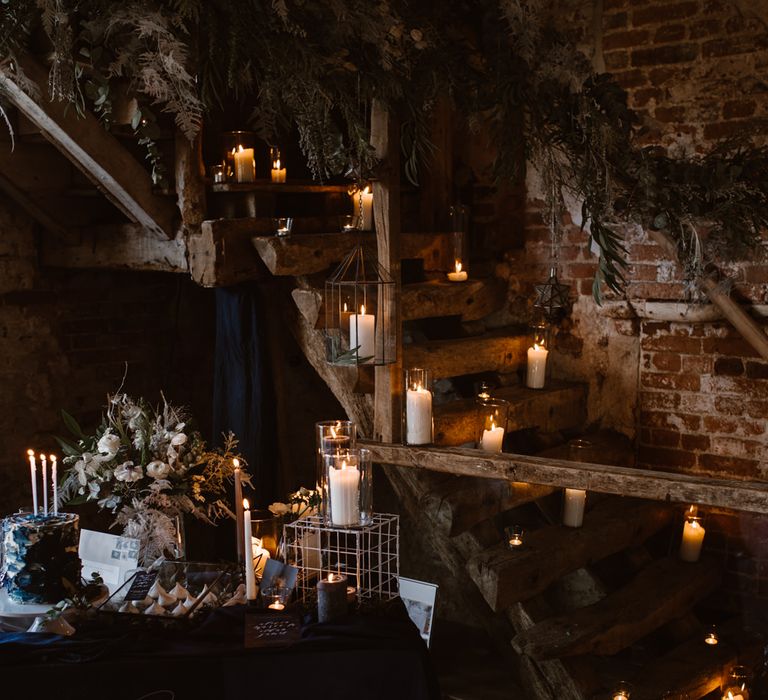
325 245 396 366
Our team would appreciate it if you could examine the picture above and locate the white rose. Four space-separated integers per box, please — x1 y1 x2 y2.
171 433 188 447
97 432 121 458
146 460 170 479
268 502 290 516
114 461 143 483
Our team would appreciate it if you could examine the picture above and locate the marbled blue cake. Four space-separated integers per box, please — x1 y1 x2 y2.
1 513 81 604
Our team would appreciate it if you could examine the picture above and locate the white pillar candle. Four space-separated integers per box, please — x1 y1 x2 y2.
270 158 286 183
480 420 505 453
406 386 433 445
242 499 257 600
40 454 48 515
329 461 360 527
447 260 468 282
526 343 549 389
233 459 244 564
679 516 705 562
233 145 255 182
563 488 587 527
50 454 57 515
349 305 375 362
351 187 374 230
27 449 38 515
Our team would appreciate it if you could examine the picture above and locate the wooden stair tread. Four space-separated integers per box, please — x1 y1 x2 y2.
401 277 507 322
404 328 529 379
468 498 673 611
422 477 555 538
434 380 588 446
253 230 453 276
511 556 723 660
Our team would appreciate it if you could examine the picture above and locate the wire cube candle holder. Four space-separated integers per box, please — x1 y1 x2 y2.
324 245 396 366
283 513 400 603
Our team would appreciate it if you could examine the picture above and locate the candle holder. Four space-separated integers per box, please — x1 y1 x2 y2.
262 585 291 610
526 322 550 389
349 184 374 231
315 420 357 507
322 448 373 528
210 164 225 183
679 508 706 563
221 130 256 183
704 625 719 646
505 525 525 549
270 146 286 183
404 368 434 445
324 245 396 366
563 439 591 528
272 217 293 237
722 666 751 700
612 681 631 700
476 395 509 453
339 214 360 233
447 203 469 282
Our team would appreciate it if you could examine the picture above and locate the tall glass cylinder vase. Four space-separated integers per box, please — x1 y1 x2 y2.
323 448 372 528
315 420 357 510
404 368 434 445
476 396 510 453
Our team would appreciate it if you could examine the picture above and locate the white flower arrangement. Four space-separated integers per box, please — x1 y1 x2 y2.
58 392 249 565
268 486 321 523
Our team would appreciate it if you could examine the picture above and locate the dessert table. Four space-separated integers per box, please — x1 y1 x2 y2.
0 600 440 700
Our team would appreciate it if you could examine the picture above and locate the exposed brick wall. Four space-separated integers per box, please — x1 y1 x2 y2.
0 196 215 516
510 0 768 601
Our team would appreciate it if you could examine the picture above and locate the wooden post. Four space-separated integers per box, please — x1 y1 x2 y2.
371 101 402 442
174 129 206 236
647 228 768 361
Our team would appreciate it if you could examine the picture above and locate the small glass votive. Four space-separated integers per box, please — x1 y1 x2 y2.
210 164 226 183
476 395 509 453
262 585 290 610
612 681 631 700
339 214 359 233
704 625 719 646
273 217 293 237
505 525 525 549
404 368 433 446
322 448 373 528
722 666 750 700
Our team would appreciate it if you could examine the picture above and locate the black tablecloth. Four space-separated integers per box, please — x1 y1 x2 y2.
0 599 440 700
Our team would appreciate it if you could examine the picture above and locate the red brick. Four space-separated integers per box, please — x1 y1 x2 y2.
605 50 630 70
631 43 699 66
640 410 702 431
604 28 650 50
681 433 710 451
709 436 765 459
655 105 687 123
628 281 687 299
746 361 768 380
638 445 697 469
650 428 682 447
642 372 700 391
612 68 649 88
650 352 682 372
640 391 680 410
633 1 698 26
679 392 714 413
745 400 768 418
605 0 629 8
703 415 766 437
714 357 745 376
703 36 768 58
722 99 757 120
605 11 629 29
699 453 760 478
654 25 687 43
681 355 712 374
641 334 701 353
744 266 768 284
715 396 746 416
703 119 768 141
648 66 682 85
689 18 720 39
702 336 759 357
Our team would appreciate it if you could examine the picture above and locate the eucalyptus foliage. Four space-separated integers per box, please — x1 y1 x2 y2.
1 0 767 298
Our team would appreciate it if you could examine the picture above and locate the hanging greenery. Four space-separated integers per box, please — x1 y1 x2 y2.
0 0 767 299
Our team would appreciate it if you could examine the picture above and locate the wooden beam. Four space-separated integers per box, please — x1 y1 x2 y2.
434 381 588 446
467 498 673 611
252 230 453 277
422 476 555 537
401 277 507 322
40 223 187 273
175 130 206 235
359 442 768 514
511 556 722 659
371 100 402 443
0 56 176 238
404 329 529 379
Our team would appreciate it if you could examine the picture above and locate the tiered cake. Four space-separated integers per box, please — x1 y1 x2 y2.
1 512 81 604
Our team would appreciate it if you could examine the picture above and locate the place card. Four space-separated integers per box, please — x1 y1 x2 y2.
123 571 158 601
260 559 299 593
244 610 301 649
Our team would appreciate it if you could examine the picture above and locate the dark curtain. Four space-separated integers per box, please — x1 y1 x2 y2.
213 285 277 503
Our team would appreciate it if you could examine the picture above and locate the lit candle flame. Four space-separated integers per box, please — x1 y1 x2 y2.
243 498 250 510
237 144 245 153
490 419 496 431
27 449 34 457
454 260 462 273
363 185 370 195
343 302 348 312
274 158 281 169
360 304 366 315
233 458 240 469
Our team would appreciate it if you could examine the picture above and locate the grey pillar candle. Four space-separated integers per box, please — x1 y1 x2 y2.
317 573 348 622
